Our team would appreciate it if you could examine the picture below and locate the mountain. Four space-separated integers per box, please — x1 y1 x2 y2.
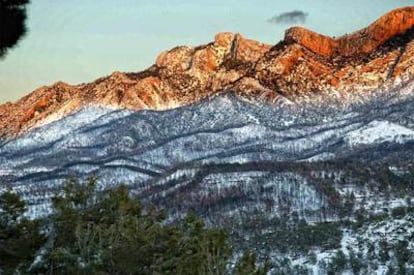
1 6 414 274
0 7 413 139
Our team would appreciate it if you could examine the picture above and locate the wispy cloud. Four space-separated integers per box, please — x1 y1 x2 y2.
268 10 308 24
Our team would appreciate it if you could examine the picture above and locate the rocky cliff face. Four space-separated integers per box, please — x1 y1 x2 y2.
0 7 413 139
285 7 414 58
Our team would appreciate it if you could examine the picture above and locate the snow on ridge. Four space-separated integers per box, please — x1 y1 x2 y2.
1 106 131 150
300 152 336 162
344 120 414 147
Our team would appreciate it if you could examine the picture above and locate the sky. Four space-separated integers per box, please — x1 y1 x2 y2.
0 0 413 103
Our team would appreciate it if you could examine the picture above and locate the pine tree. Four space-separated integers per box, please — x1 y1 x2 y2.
31 177 266 274
0 190 45 273
234 252 270 275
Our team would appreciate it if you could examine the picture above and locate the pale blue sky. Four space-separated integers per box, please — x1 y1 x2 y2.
0 0 413 103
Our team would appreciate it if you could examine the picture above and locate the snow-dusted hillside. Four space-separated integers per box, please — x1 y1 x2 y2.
2 86 414 274
344 120 414 147
2 91 414 190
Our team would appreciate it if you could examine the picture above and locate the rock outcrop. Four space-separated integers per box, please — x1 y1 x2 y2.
0 6 413 139
285 7 414 57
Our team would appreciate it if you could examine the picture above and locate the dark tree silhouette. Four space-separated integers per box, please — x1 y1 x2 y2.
0 0 30 58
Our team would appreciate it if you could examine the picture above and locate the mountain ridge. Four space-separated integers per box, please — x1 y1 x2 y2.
0 6 413 139
285 6 414 57
2 8 414 272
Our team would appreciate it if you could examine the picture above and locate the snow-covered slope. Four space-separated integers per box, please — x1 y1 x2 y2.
2 88 414 274
2 91 414 188
345 120 414 146
0 91 413 209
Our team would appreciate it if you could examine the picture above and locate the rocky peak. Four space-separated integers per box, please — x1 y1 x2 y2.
156 32 271 73
0 7 413 139
285 6 414 58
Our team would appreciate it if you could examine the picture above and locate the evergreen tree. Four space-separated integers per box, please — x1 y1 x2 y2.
0 190 45 274
30 177 268 274
234 252 270 275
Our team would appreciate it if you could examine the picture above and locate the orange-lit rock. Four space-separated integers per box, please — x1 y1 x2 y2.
285 27 337 57
0 7 413 139
286 7 414 58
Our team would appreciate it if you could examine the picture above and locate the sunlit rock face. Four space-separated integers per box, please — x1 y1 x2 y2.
285 7 414 57
0 7 413 139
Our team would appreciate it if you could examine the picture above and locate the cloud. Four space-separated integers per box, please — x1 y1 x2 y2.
268 10 308 24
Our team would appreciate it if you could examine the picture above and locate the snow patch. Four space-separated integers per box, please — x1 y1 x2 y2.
300 152 336 162
344 120 414 146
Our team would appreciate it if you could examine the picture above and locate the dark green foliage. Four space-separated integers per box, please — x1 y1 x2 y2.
0 190 45 274
252 221 342 254
330 250 347 271
288 222 342 252
0 0 30 57
337 192 356 219
308 252 317 265
0 190 25 224
367 241 376 261
0 178 270 274
312 179 341 206
349 250 364 274
393 240 410 274
353 208 367 229
377 168 414 196
391 206 407 218
379 238 390 263
23 177 267 274
233 252 270 275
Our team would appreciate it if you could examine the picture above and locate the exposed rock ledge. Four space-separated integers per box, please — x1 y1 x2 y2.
285 6 414 57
